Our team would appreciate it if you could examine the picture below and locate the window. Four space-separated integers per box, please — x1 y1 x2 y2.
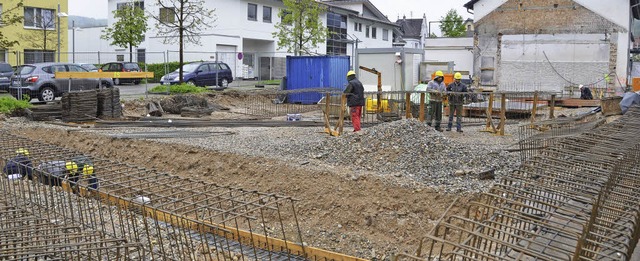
371 27 377 39
198 64 211 72
358 23 362 32
117 1 144 10
137 48 146 63
159 7 175 23
116 55 124 62
354 22 357 31
68 65 87 72
383 29 389 41
24 50 54 64
365 25 370 38
263 6 272 23
326 12 347 55
23 7 55 29
247 3 257 21
0 50 5 63
0 4 3 24
220 63 230 70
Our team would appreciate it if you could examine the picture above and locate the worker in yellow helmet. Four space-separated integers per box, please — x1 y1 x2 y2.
65 161 80 194
3 148 33 180
446 72 469 132
426 71 446 131
344 70 365 132
82 164 99 190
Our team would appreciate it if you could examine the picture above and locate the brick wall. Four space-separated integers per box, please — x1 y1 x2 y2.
472 0 624 90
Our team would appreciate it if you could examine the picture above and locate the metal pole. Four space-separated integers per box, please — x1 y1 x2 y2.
57 3 61 62
72 21 75 63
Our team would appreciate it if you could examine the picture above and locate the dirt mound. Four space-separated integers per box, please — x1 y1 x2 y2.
159 95 209 114
310 119 519 192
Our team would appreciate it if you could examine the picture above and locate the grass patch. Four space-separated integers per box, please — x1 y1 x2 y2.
149 83 208 94
257 79 281 85
0 97 32 114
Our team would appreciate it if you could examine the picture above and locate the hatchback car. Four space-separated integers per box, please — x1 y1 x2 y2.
9 63 114 102
0 62 14 91
160 62 233 87
100 62 141 85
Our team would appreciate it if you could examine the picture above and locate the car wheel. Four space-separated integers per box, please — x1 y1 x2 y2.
38 86 55 102
219 78 229 88
133 80 140 85
113 78 120 85
186 80 196 86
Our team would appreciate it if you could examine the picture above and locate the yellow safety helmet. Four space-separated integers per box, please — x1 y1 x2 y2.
65 161 78 173
82 165 94 176
346 70 356 77
454 72 463 80
435 71 444 78
16 148 29 156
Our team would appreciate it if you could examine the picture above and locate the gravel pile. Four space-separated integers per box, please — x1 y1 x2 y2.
307 119 519 192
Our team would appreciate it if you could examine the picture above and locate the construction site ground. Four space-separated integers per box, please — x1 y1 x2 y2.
0 90 598 260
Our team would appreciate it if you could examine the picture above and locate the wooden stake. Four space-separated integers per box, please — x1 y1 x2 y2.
419 93 426 122
405 92 412 119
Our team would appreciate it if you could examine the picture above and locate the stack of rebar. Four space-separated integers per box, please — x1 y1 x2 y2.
61 90 98 122
97 88 122 119
399 106 640 261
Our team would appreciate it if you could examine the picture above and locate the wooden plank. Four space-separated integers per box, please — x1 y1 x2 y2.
55 71 154 79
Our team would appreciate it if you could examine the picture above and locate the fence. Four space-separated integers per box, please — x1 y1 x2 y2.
241 89 557 133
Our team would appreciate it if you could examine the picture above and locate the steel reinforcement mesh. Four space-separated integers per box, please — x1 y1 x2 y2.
0 134 320 260
397 106 640 261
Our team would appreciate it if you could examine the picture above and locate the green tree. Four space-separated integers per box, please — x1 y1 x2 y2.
439 9 466 37
273 0 327 55
0 0 24 49
101 2 148 62
150 0 215 83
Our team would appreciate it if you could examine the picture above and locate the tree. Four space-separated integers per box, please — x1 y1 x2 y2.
0 0 24 49
150 0 215 83
439 9 466 37
273 0 327 56
101 3 148 62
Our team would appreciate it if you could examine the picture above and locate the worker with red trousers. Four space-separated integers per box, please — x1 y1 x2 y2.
344 70 365 132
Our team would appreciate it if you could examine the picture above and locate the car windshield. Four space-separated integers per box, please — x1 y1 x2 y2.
81 64 97 70
124 63 139 70
178 63 200 73
15 65 35 75
0 63 12 73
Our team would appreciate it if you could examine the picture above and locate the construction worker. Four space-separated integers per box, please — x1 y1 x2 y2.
65 161 80 194
73 156 98 190
579 85 593 100
446 72 468 132
344 70 365 132
426 71 446 131
3 148 33 180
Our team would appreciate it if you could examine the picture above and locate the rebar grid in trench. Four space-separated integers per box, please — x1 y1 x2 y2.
396 106 640 261
0 133 364 260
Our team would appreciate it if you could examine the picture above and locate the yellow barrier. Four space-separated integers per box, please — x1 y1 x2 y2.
55 71 154 79
365 98 390 113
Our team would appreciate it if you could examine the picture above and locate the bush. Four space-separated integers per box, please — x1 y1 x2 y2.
257 79 281 85
149 83 208 94
0 97 32 114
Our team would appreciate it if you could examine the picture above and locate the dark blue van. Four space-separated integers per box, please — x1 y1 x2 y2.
160 62 233 87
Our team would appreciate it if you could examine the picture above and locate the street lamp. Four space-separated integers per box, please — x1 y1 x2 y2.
57 3 68 62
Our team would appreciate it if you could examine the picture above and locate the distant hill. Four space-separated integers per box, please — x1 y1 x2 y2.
68 16 107 29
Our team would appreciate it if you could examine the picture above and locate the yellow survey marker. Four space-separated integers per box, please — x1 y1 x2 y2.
55 71 154 79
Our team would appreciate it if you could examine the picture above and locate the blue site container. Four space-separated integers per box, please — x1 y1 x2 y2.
286 56 350 104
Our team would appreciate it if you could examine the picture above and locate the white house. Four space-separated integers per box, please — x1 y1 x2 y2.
70 0 398 80
464 0 631 92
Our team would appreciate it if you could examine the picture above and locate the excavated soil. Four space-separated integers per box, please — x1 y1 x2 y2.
13 127 476 259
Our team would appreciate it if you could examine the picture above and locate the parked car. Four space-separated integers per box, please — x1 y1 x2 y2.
9 63 114 102
0 62 14 91
78 63 99 72
100 62 141 85
160 62 233 87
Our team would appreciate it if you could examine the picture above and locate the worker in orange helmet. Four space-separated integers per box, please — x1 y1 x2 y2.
344 70 365 132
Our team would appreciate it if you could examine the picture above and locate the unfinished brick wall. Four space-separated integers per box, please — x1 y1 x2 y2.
472 0 625 91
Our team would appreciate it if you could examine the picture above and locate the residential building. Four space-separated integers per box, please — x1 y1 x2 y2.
73 0 397 80
1 0 69 65
395 14 428 49
464 0 630 92
463 18 473 37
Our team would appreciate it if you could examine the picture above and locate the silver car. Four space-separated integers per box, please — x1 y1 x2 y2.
9 63 114 102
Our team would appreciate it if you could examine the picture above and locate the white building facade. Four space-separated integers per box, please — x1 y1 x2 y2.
70 0 398 80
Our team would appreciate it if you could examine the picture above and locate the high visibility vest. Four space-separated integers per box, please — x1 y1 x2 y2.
83 165 94 176
65 161 78 174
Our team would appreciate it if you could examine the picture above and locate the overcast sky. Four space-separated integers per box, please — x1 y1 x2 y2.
68 0 473 35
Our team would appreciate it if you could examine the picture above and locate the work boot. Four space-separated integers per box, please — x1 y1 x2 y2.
446 128 451 131
435 128 443 132
457 129 463 133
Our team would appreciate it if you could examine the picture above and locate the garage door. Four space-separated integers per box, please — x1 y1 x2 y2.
216 45 239 79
